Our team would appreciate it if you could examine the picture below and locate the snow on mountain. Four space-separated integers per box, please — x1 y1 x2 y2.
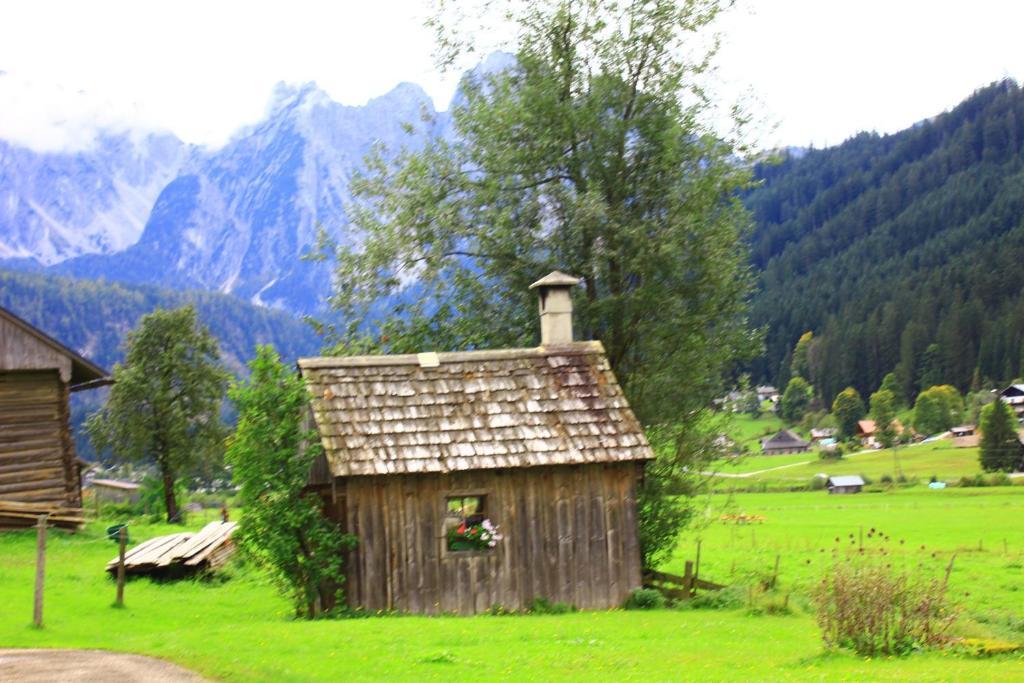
48 80 447 312
0 131 187 264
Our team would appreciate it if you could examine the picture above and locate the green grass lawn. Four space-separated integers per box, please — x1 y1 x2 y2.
711 438 987 486
1 489 1023 680
724 412 784 451
667 488 1024 630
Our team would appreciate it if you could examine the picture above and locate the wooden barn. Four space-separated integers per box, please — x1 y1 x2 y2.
301 272 654 614
0 306 109 528
760 429 810 455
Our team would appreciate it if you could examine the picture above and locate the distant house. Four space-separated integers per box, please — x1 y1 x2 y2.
810 427 837 443
999 384 1024 422
827 475 864 494
713 390 745 412
756 385 780 403
856 420 876 440
857 419 905 447
88 479 142 506
950 425 975 438
761 429 810 455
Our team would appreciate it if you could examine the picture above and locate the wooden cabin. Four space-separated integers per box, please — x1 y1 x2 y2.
760 429 810 455
0 306 109 528
89 478 142 506
827 475 865 494
301 272 654 614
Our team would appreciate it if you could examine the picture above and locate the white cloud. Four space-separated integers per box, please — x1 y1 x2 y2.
0 0 1020 152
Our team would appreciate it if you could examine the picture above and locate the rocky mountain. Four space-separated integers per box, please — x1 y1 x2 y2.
0 131 187 264
1 80 447 313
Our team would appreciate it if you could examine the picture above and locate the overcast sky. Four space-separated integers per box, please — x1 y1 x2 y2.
0 0 1021 152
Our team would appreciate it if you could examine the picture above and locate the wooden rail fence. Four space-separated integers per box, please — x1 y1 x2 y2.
643 562 726 601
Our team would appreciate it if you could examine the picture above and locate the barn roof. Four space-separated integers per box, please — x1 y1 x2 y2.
762 429 808 448
299 340 655 477
828 475 865 487
0 305 109 387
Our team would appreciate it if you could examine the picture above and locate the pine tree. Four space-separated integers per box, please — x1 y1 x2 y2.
979 398 1023 472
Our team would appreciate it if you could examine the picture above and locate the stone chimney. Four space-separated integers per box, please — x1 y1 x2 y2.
529 271 580 345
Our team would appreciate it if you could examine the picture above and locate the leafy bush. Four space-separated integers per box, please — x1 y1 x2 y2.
98 501 139 520
985 472 1012 487
680 585 745 610
956 473 1011 488
809 475 827 490
527 597 576 614
624 588 666 610
880 474 893 485
747 596 793 617
812 555 958 656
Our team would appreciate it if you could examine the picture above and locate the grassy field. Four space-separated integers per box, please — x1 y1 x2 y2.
1 488 1023 680
712 433 988 486
724 412 784 452
666 488 1024 628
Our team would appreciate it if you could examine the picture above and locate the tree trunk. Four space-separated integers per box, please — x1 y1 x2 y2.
160 462 179 524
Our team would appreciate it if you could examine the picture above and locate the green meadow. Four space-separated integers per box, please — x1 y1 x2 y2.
714 413 991 486
1 486 1023 680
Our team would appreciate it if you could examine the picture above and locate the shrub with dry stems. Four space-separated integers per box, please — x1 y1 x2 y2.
812 538 958 656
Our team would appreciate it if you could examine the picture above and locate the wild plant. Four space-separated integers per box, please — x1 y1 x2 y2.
811 533 959 656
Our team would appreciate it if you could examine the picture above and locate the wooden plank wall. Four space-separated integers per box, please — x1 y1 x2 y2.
339 462 643 614
0 371 77 507
0 315 72 382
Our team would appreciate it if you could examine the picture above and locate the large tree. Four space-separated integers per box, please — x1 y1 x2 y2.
979 398 1023 472
322 0 757 568
87 306 228 522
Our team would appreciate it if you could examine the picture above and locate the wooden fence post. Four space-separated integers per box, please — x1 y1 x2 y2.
115 527 127 607
33 514 47 628
683 561 694 597
694 540 702 583
771 554 780 589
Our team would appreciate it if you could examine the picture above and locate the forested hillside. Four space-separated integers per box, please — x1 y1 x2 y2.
0 269 321 372
746 80 1024 404
0 269 322 460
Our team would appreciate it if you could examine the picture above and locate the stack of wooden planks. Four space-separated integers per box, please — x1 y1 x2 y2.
105 521 238 577
0 499 84 530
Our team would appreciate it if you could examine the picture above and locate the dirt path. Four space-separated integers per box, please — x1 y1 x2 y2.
0 649 208 682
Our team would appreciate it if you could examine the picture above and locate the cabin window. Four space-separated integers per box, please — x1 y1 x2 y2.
444 495 501 552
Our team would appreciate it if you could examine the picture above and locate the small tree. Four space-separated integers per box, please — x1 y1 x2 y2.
780 376 813 423
869 389 898 450
879 372 903 408
791 331 816 380
87 305 228 523
226 346 356 617
979 398 1023 472
832 387 866 440
913 385 962 435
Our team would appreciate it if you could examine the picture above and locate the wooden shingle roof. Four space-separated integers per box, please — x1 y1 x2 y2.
299 341 654 477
